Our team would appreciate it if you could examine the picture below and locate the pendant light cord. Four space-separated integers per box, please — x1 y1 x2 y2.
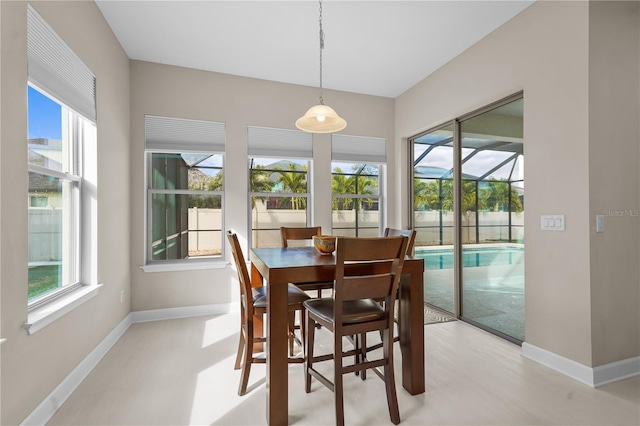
319 0 325 105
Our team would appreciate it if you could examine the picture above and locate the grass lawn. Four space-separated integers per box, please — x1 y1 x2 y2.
28 264 61 299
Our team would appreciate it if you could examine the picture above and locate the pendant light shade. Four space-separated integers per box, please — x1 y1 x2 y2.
296 0 347 134
295 103 347 134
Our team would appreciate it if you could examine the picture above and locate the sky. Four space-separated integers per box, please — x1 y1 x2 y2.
28 86 62 140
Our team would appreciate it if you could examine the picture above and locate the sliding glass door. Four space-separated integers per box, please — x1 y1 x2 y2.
412 124 455 313
411 94 525 343
460 98 525 342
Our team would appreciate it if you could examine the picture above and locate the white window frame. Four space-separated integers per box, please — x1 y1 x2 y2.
331 134 387 236
142 116 226 272
247 126 314 249
24 5 100 335
248 157 312 249
331 161 385 237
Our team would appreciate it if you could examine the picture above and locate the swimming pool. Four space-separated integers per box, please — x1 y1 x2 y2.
415 245 524 270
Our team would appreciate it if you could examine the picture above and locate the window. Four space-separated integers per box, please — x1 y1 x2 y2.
331 162 381 237
145 116 225 265
331 134 386 237
248 126 312 248
26 5 97 310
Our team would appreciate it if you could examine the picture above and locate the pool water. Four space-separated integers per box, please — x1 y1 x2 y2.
416 246 524 270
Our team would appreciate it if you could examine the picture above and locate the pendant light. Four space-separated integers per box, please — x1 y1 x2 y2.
295 0 347 134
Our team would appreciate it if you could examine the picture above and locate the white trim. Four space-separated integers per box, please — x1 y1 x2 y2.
130 303 237 323
0 338 6 345
24 284 102 335
593 356 640 387
20 313 132 426
522 342 640 387
140 260 229 273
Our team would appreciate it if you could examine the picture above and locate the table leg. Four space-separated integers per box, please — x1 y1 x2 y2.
267 280 289 425
399 272 425 394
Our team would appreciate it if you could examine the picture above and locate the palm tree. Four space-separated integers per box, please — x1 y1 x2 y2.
249 163 272 209
331 168 353 210
277 163 308 210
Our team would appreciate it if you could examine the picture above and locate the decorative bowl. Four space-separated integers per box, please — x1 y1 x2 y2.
312 235 336 255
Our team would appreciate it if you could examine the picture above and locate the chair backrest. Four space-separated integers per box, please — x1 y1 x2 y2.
333 236 408 315
384 227 417 255
227 231 253 315
280 226 322 248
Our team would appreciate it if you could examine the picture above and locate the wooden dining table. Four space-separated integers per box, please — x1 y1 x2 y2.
250 246 425 425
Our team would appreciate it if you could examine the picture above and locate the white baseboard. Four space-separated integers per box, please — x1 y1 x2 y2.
22 303 237 425
130 302 236 323
21 314 133 426
522 342 640 387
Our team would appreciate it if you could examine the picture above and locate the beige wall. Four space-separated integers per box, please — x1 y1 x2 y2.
0 1 130 424
396 0 639 368
588 1 640 366
129 61 395 311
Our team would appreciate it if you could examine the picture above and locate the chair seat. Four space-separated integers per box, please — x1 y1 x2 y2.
252 284 310 308
304 298 384 324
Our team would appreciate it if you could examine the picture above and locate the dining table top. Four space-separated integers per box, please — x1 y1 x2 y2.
250 245 424 285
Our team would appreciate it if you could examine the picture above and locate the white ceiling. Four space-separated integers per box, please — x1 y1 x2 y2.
96 1 534 98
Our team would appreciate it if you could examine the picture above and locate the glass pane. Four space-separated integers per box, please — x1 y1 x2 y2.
332 197 379 237
151 194 222 260
151 153 223 191
28 172 75 300
461 98 525 342
412 123 455 314
331 163 380 195
331 162 380 236
249 158 308 194
251 195 308 248
28 86 67 173
462 149 514 179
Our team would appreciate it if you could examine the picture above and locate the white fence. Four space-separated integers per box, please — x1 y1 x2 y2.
28 207 524 261
28 208 62 262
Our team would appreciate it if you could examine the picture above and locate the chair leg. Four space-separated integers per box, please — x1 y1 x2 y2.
360 332 367 380
382 328 400 425
238 323 253 396
334 332 345 426
305 311 315 393
234 326 245 370
300 309 306 355
288 312 296 356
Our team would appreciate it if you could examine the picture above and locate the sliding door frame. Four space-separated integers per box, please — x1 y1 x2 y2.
409 91 524 342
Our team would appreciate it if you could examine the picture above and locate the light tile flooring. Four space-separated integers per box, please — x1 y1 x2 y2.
47 314 639 425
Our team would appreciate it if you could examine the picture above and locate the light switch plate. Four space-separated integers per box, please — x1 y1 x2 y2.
541 214 565 231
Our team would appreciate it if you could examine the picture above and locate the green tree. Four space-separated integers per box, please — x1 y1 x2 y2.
485 180 523 212
331 168 353 210
276 163 308 210
249 164 272 208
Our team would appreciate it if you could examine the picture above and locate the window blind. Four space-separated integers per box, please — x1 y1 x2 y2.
145 115 226 153
27 5 96 122
332 134 387 163
248 126 313 159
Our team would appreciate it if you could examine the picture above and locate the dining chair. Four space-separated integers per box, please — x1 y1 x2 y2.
280 226 334 297
303 235 408 426
227 231 310 396
384 227 416 255
364 228 417 352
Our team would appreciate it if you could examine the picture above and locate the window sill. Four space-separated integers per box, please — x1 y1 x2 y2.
140 260 229 273
24 284 102 335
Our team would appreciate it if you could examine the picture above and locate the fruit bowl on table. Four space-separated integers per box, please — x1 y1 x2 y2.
312 235 336 255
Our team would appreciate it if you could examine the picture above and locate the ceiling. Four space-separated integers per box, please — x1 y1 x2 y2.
96 1 534 98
